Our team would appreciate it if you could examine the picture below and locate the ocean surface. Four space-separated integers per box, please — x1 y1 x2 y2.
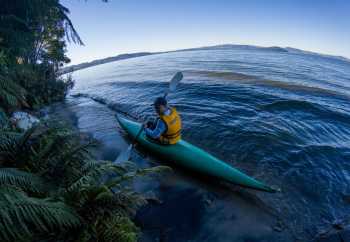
63 47 350 241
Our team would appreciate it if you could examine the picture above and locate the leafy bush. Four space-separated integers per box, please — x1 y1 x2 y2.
0 120 169 241
0 52 28 112
0 108 8 127
0 0 79 112
13 63 74 108
0 59 74 112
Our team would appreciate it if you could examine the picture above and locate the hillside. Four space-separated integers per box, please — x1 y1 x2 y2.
61 45 350 74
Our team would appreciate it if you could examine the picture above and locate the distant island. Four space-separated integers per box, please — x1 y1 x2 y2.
61 44 350 74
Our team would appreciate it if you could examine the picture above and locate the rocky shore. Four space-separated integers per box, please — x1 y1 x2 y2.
50 96 296 242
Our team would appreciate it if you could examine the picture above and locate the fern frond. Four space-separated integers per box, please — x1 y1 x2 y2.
105 165 172 189
97 216 139 242
17 126 37 149
66 161 127 192
0 186 80 242
135 165 172 177
111 190 147 216
0 168 47 194
0 73 27 109
82 160 127 175
0 108 8 127
0 127 37 166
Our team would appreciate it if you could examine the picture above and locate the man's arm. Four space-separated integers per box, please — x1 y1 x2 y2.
145 119 166 139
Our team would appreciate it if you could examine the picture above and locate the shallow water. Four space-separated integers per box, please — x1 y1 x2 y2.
65 47 350 241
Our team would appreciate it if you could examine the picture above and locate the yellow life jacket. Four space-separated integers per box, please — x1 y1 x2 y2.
159 107 182 144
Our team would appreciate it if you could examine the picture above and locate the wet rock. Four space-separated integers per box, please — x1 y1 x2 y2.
201 192 215 207
203 198 212 206
38 108 50 120
272 220 284 232
342 194 350 204
314 221 350 242
11 111 39 130
145 192 163 205
315 232 340 242
332 219 345 230
339 226 350 241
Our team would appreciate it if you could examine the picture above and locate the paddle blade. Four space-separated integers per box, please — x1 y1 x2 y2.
115 144 133 163
169 71 183 93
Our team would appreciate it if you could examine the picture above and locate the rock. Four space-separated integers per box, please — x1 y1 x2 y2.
314 221 350 242
315 232 340 242
201 193 215 207
339 226 350 241
272 220 284 232
342 194 350 203
11 111 40 130
203 198 212 206
332 220 344 230
38 108 50 120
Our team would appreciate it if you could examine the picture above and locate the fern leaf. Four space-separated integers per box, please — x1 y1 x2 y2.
97 216 139 242
0 186 80 242
0 168 47 194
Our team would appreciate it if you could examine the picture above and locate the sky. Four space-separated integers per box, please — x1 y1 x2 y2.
61 0 350 65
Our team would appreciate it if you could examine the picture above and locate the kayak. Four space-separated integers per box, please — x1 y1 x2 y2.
116 115 277 193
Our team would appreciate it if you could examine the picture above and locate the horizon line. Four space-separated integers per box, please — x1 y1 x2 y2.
66 43 350 67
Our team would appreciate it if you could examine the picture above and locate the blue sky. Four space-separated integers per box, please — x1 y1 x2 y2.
61 0 350 64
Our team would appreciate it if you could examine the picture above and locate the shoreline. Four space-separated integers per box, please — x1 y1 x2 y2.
50 94 350 242
52 96 292 242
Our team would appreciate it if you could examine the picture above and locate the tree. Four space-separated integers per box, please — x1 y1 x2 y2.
0 0 82 65
0 0 84 111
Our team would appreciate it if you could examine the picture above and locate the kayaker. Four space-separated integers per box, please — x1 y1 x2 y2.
144 97 182 144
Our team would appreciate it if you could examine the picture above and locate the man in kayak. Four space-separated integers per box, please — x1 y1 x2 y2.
144 97 182 144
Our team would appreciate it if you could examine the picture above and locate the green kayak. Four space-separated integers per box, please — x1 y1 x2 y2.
116 115 277 193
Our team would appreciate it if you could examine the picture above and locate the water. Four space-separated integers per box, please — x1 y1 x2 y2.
65 47 350 241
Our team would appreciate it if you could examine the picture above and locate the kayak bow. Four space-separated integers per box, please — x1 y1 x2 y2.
116 115 277 193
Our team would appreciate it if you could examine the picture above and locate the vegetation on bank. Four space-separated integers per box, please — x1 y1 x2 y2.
1 1 165 241
0 119 168 241
0 0 77 112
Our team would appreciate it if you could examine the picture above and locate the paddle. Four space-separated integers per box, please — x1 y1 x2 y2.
164 71 183 98
115 72 183 163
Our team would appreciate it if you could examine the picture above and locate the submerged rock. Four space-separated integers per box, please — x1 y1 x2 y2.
272 220 284 232
342 194 350 204
314 219 350 242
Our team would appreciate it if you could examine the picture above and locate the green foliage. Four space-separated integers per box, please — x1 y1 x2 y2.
0 75 24 108
0 51 28 111
0 126 37 167
0 121 169 241
0 186 81 242
12 64 74 108
0 1 160 241
0 0 82 65
0 0 80 112
0 107 9 127
0 168 47 194
96 216 139 242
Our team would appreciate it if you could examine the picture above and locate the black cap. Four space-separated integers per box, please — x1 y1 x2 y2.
154 97 167 108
